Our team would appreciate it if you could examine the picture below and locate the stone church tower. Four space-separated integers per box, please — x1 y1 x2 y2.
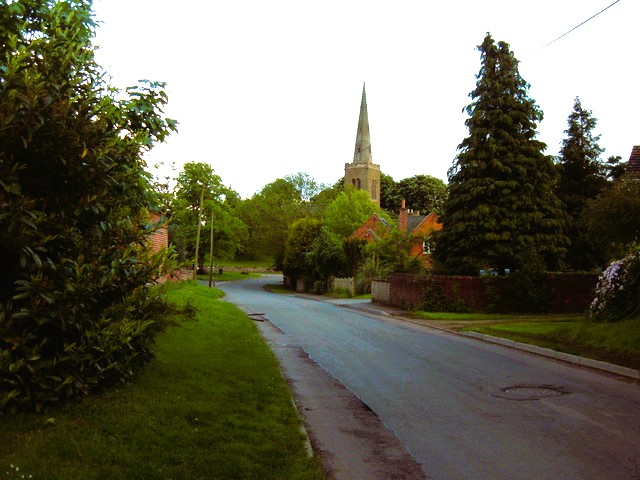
344 84 381 205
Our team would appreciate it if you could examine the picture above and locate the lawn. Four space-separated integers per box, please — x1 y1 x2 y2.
413 310 640 371
0 281 324 480
196 270 261 282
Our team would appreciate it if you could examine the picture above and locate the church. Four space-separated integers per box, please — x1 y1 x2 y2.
344 84 381 205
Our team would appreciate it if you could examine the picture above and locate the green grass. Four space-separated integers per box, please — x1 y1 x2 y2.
0 281 324 480
413 311 580 322
196 270 261 282
215 257 275 270
464 317 640 370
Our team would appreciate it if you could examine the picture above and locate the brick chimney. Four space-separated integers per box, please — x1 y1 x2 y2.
399 199 408 232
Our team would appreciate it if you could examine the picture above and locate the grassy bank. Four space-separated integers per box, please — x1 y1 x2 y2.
0 282 323 480
465 317 640 370
413 311 640 370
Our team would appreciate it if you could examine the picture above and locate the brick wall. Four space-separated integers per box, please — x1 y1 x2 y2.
381 272 598 313
146 212 168 254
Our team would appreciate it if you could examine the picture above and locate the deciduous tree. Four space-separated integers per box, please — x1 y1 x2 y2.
394 175 447 215
324 188 383 238
170 162 245 270
582 174 640 261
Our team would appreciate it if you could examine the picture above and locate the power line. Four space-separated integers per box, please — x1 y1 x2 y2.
541 0 622 50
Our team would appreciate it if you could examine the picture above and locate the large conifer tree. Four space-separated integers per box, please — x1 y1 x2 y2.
433 34 567 275
556 97 607 270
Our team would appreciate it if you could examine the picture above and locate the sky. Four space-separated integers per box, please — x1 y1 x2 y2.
92 0 639 199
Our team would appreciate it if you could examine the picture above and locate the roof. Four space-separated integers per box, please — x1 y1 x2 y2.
348 213 391 242
407 215 428 232
628 145 640 174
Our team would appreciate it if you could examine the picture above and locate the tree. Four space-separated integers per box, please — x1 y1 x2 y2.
394 175 447 215
305 226 348 285
364 229 424 278
582 173 640 261
324 188 383 238
433 34 568 275
284 172 326 202
379 173 399 213
170 162 245 270
604 155 626 181
556 97 608 269
282 218 323 289
236 178 303 263
0 1 177 411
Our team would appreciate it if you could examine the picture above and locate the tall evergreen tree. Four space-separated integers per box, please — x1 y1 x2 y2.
556 97 608 269
433 34 567 275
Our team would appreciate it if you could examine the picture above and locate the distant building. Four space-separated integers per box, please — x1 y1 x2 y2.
349 199 442 268
344 83 381 205
627 145 640 175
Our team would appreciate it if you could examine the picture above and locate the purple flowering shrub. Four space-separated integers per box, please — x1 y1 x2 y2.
589 249 640 322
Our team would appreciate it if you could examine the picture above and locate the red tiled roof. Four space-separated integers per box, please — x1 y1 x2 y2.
628 145 640 174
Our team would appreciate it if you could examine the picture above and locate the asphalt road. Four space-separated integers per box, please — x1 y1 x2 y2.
218 275 640 480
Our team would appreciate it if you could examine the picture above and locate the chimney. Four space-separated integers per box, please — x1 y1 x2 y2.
399 199 408 232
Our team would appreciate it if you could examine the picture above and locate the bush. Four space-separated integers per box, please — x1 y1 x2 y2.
0 2 176 413
503 270 551 313
589 250 640 322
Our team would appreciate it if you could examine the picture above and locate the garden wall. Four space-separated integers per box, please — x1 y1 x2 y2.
330 277 355 296
371 280 391 305
373 272 598 313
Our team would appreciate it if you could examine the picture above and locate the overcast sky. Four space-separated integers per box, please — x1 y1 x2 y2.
92 0 639 199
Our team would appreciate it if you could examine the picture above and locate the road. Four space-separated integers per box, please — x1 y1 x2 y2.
218 275 640 480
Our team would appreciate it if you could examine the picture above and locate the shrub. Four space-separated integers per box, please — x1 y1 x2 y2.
0 1 176 413
589 250 640 322
503 270 551 313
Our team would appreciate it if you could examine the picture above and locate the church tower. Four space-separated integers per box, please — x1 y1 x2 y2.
344 83 381 204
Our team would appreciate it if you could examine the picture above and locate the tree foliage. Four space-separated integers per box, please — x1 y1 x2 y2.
170 162 246 268
281 218 323 288
236 178 303 264
379 174 447 216
324 188 383 238
582 173 640 261
556 97 608 270
433 34 567 275
0 1 177 412
364 229 424 278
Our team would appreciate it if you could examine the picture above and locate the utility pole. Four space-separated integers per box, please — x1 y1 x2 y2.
208 209 215 287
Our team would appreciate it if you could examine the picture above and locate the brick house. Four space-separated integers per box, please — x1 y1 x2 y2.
349 200 442 268
627 145 640 174
146 211 168 254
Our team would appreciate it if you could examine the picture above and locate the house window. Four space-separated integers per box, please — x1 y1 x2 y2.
423 239 433 255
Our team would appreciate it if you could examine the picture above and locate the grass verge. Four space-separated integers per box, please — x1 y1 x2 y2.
464 317 640 370
0 281 323 480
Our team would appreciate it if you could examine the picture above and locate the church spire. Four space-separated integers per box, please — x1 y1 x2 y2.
353 83 372 164
344 83 380 204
